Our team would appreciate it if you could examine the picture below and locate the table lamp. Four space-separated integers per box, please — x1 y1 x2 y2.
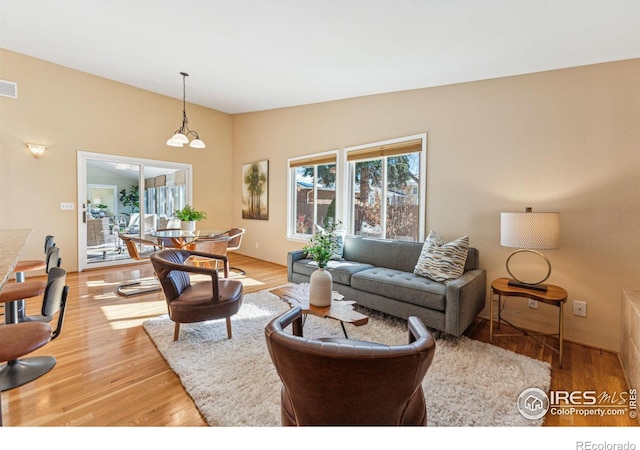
500 207 560 292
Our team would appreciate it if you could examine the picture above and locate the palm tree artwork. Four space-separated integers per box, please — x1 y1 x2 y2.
242 160 269 220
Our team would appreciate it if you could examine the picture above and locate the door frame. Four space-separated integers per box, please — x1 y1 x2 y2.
77 151 193 271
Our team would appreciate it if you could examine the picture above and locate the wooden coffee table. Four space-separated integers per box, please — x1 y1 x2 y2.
270 284 368 338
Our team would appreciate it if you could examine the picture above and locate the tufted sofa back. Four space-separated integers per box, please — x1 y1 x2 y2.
342 236 479 273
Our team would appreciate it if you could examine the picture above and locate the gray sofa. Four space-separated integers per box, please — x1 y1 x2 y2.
287 235 486 336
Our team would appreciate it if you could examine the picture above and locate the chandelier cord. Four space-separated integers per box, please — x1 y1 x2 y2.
182 72 189 128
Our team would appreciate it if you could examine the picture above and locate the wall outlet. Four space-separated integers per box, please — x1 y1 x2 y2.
528 299 538 309
573 301 587 317
60 202 75 210
255 242 259 249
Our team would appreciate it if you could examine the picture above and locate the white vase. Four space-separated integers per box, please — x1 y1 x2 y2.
309 268 332 307
181 221 196 232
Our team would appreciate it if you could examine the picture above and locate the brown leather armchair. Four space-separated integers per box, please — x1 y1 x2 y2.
264 306 436 426
150 249 243 341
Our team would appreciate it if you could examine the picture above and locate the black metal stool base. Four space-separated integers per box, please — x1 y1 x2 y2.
0 356 56 391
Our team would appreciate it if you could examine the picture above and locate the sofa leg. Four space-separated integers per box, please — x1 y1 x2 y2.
226 317 232 339
173 322 180 341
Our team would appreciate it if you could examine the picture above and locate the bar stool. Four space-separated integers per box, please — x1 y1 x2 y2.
0 267 69 391
13 235 55 282
10 235 56 322
0 321 53 425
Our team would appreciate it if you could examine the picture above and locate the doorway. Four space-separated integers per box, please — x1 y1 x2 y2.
77 151 192 271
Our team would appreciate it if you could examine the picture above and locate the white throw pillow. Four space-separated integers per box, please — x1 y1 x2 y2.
414 230 469 282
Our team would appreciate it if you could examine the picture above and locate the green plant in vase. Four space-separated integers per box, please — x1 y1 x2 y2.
174 205 207 232
303 221 341 307
174 205 207 222
303 223 339 268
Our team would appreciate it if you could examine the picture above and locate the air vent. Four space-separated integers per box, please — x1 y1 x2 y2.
0 79 18 99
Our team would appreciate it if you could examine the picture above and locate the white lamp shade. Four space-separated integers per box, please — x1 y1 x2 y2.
500 211 560 249
166 138 184 147
189 139 206 148
170 133 189 144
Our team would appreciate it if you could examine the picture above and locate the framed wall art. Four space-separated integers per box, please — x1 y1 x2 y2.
242 159 269 220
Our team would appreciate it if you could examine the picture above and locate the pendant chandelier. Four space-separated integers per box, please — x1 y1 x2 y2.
166 72 206 148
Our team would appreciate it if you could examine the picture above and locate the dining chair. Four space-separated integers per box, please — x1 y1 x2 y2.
189 236 229 272
116 236 162 297
222 228 246 275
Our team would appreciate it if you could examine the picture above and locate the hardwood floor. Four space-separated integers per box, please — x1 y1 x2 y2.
1 254 636 427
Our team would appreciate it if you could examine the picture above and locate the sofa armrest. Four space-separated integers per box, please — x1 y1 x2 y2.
444 268 487 336
287 250 307 282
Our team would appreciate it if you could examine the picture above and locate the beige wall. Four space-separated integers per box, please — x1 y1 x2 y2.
1 48 638 352
0 49 234 271
232 59 640 352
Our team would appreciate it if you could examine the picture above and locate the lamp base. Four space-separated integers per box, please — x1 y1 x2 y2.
507 279 548 292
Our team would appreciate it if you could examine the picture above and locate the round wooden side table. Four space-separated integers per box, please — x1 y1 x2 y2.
490 277 568 367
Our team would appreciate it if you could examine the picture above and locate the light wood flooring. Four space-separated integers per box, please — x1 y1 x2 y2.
1 253 636 427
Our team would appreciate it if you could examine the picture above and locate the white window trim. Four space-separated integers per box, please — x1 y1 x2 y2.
286 149 340 241
344 133 427 242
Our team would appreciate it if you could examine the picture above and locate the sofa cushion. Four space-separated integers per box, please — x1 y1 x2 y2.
414 231 469 283
292 259 374 286
351 267 447 312
342 236 424 272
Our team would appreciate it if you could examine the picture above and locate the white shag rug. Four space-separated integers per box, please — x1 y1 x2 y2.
143 288 551 427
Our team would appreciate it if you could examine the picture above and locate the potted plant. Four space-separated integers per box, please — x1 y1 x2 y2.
303 221 340 307
174 205 207 232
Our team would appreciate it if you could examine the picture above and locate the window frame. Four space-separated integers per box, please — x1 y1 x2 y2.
345 134 427 242
287 149 340 241
286 133 426 243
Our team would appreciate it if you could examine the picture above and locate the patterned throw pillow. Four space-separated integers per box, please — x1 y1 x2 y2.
414 230 469 282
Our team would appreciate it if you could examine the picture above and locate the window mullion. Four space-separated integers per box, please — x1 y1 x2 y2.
381 158 388 239
313 165 318 228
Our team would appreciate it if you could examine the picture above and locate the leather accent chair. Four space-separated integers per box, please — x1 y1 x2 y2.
150 249 243 341
265 307 436 426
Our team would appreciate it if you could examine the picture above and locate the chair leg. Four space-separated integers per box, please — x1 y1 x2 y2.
230 266 246 276
173 322 180 341
226 317 232 339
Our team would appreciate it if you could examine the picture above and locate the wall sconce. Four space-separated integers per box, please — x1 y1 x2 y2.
27 143 46 159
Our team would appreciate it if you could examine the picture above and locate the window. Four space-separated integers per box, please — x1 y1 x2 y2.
288 152 338 237
347 136 426 241
286 134 426 242
144 170 187 220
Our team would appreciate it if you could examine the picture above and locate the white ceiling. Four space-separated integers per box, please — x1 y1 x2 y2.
1 0 638 114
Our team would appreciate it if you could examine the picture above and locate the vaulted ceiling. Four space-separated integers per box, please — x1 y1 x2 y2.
1 0 638 114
